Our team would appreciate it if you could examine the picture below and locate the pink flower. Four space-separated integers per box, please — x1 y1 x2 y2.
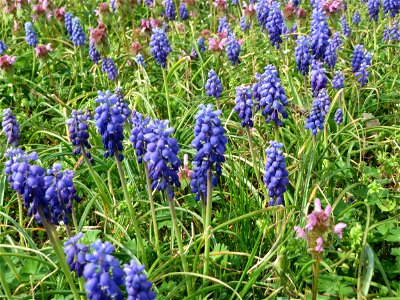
95 2 110 16
90 22 108 45
131 41 142 55
208 33 228 51
54 7 65 21
294 226 307 239
243 2 256 17
213 0 227 11
178 154 193 180
334 222 347 239
322 0 345 14
35 44 52 58
283 2 295 19
315 237 324 252
305 213 317 231
0 55 16 72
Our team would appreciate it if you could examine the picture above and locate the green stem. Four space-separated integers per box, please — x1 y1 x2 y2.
16 194 25 246
114 152 148 268
144 163 161 257
311 256 321 300
357 203 371 298
37 208 80 299
0 254 12 299
31 48 36 82
202 169 213 284
162 68 172 124
167 195 192 295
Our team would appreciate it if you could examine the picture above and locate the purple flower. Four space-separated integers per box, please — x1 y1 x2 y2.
25 22 38 47
355 62 370 87
334 222 347 239
340 15 352 37
255 65 289 126
198 37 206 53
351 44 371 73
305 93 325 136
124 260 156 300
205 69 223 98
218 16 232 36
368 0 381 21
295 36 312 75
143 119 181 198
324 37 339 69
0 40 7 54
234 85 253 127
64 233 88 277
240 16 250 31
135 54 146 67
66 109 93 163
114 88 131 122
89 42 100 64
310 60 327 97
383 0 400 17
315 237 324 252
71 17 86 46
263 141 289 206
2 108 20 147
190 104 227 201
332 70 345 89
101 58 118 81
179 3 189 20
256 0 270 31
310 5 330 60
94 90 125 160
65 12 74 36
226 39 241 65
164 0 176 21
130 111 151 163
150 28 172 68
83 240 124 300
352 10 361 25
334 108 343 125
266 1 284 49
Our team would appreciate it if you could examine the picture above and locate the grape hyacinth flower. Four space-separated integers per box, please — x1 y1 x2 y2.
352 10 361 25
164 0 176 21
383 0 400 17
310 60 327 97
226 39 241 65
130 111 151 163
256 0 270 31
263 141 289 206
240 16 251 31
305 94 325 136
66 110 93 162
2 108 20 147
143 120 181 198
351 45 371 73
255 65 289 127
217 16 232 35
355 62 370 87
114 88 131 122
205 69 222 98
101 58 118 80
124 260 156 300
83 240 124 300
65 12 74 36
324 37 339 69
64 233 88 277
334 108 343 124
318 89 331 117
89 42 101 64
135 54 146 67
180 3 189 20
198 37 206 53
71 17 86 46
368 0 381 21
332 70 345 89
310 4 330 60
190 104 227 201
25 22 39 47
150 28 172 68
234 85 254 127
295 36 312 75
266 1 284 49
0 41 7 54
294 198 347 254
44 163 81 225
340 15 352 37
94 90 125 160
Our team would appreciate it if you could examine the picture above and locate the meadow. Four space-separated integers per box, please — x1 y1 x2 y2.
0 0 399 299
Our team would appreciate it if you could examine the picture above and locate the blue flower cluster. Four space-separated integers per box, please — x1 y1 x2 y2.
164 0 176 21
240 16 250 31
305 95 325 136
65 12 74 36
198 37 206 53
310 5 330 60
83 240 124 300
310 60 327 97
256 0 270 31
135 54 146 67
180 3 189 20
324 37 339 69
205 69 223 98
25 22 38 47
124 260 156 300
130 110 151 163
101 58 118 81
355 62 370 87
150 28 172 68
254 65 288 127
332 70 345 89
218 16 232 35
89 42 101 64
368 0 381 21
352 11 361 25
340 15 352 37
0 40 7 54
383 20 400 42
94 90 125 160
190 104 227 201
71 17 86 46
383 0 400 17
2 108 20 147
295 36 312 75
351 45 372 73
234 86 254 128
263 141 289 206
66 109 92 162
334 108 343 125
226 39 241 65
143 119 181 198
318 89 331 117
266 1 284 49
114 88 131 122
64 233 88 277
